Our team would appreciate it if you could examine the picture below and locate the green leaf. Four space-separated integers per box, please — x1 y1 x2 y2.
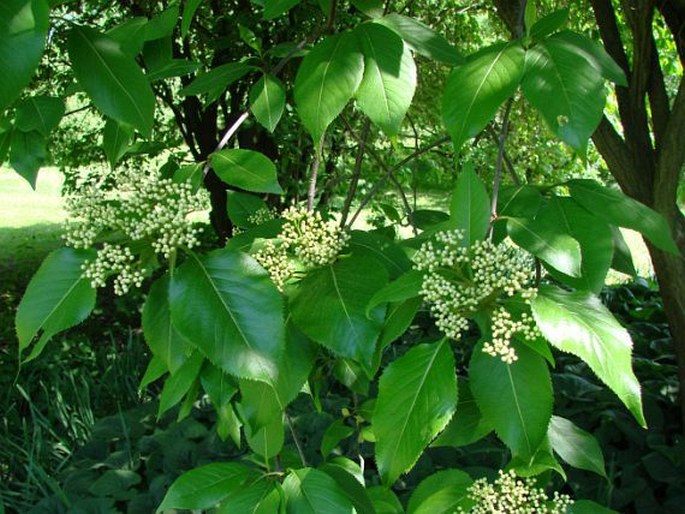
217 479 281 514
374 339 458 485
0 0 50 111
103 118 134 168
179 62 252 97
181 0 204 38
16 248 96 361
144 3 179 41
321 419 355 457
469 340 552 461
217 402 242 445
245 415 284 458
106 17 147 57
320 459 375 514
169 248 286 383
226 191 269 227
507 216 582 277
89 470 141 500
347 231 412 279
522 35 606 154
449 163 490 246
200 362 237 407
211 148 283 194
367 487 403 514
289 254 388 373
509 434 566 478
351 0 384 18
568 179 679 254
498 185 542 218
523 0 536 36
68 26 155 136
540 197 613 292
569 499 618 514
239 378 282 432
158 351 203 416
374 14 463 65
146 59 201 82
0 127 13 165
10 129 46 188
263 0 302 20
548 415 607 477
250 74 286 133
610 226 636 277
531 284 645 427
294 32 364 143
529 8 569 40
443 42 524 151
173 162 204 192
157 462 255 511
432 378 494 448
15 95 65 136
139 355 167 391
407 469 473 514
378 297 422 350
282 468 354 514
142 274 191 374
552 31 627 86
354 23 417 136
366 269 423 316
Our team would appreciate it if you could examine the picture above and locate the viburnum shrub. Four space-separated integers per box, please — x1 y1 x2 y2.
6 0 682 512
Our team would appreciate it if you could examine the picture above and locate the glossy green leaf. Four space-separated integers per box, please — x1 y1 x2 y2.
367 487 403 514
146 59 201 81
290 254 388 373
347 230 412 279
143 3 179 41
529 8 569 40
378 297 422 350
10 129 45 188
179 62 252 97
201 361 237 407
158 351 203 416
351 0 384 18
522 35 606 154
16 248 96 361
366 269 423 316
226 191 269 227
106 17 147 57
552 31 627 86
217 479 280 514
541 197 613 292
507 216 582 277
432 378 494 448
169 248 286 383
449 163 490 246
509 435 566 478
68 26 155 136
320 459 375 514
321 419 355 458
0 0 49 111
548 415 607 477
142 274 190 374
263 0 302 20
354 23 416 136
103 119 133 168
569 499 618 514
531 284 645 427
374 14 463 65
407 469 473 514
139 355 167 391
294 32 364 143
498 185 542 218
181 0 204 38
470 340 552 461
442 42 524 151
15 95 64 136
334 358 370 395
157 462 255 511
245 415 284 458
250 74 286 133
374 339 458 485
568 179 679 254
217 402 242 445
282 468 354 514
239 379 282 432
211 148 283 194
173 162 204 192
610 226 636 277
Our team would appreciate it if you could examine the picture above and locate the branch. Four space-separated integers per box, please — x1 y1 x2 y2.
307 138 325 211
654 76 685 207
647 29 670 147
489 98 513 240
340 119 371 226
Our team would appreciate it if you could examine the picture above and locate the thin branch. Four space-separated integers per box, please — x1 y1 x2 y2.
285 414 307 467
308 138 325 211
63 104 91 117
489 98 513 240
340 119 371 226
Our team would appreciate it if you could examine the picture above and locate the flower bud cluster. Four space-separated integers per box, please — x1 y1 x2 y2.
483 308 541 363
247 207 275 226
458 470 573 513
414 230 538 354
63 168 208 294
253 240 293 292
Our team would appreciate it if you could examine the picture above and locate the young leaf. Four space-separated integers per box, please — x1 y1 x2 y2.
226 190 269 227
522 35 606 154
179 62 252 97
0 0 50 111
407 469 473 514
211 148 283 194
157 462 255 511
68 26 155 137
15 95 65 136
103 118 134 168
294 32 364 143
568 179 679 254
531 284 646 427
374 14 463 65
16 248 96 361
469 340 553 461
282 468 355 514
548 415 607 477
158 351 204 417
529 8 569 40
354 23 417 136
442 42 524 151
142 274 191 374
290 254 388 373
374 339 458 485
145 59 201 82
507 216 582 277
263 0 302 20
378 297 422 350
250 74 286 133
449 163 490 246
169 248 286 383
10 129 46 188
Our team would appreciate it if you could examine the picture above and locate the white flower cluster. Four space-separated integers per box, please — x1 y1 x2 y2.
253 206 349 291
247 207 275 226
63 168 208 294
483 308 542 364
458 470 573 513
414 230 538 356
